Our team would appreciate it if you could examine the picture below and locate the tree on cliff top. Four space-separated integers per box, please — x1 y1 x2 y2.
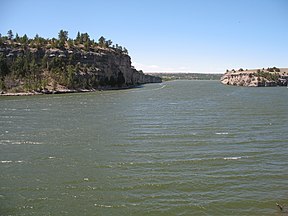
74 32 90 45
7 30 13 40
98 36 106 48
58 30 68 49
1 29 130 54
58 30 68 41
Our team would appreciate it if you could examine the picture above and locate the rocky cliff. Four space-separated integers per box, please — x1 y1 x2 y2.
0 41 161 94
46 47 162 86
221 68 288 87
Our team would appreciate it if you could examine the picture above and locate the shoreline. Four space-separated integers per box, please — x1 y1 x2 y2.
0 85 143 96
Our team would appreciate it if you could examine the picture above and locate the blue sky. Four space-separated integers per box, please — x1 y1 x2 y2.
1 0 287 73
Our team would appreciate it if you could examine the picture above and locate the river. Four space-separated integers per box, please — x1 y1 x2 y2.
1 80 288 215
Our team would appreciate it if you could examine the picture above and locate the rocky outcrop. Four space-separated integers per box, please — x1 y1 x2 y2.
221 68 288 87
0 43 161 94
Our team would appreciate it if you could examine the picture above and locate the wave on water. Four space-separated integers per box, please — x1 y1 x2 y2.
223 156 242 160
155 84 167 91
0 160 12 163
0 140 42 145
131 83 167 93
94 203 126 208
1 160 24 164
215 132 229 135
96 156 248 169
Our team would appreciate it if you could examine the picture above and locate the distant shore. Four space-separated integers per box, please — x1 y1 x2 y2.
147 73 222 81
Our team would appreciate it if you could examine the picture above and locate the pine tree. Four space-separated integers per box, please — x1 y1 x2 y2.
98 36 106 48
75 31 81 44
7 30 13 40
58 30 68 48
15 33 19 42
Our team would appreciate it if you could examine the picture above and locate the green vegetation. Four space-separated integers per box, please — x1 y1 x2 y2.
267 67 280 72
0 30 130 93
255 69 279 82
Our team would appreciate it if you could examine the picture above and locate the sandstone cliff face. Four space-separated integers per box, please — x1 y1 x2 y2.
45 49 162 86
221 72 260 87
221 69 288 87
0 44 161 93
96 50 161 85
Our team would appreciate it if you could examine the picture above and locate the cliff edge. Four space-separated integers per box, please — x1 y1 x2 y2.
221 67 288 87
0 31 161 95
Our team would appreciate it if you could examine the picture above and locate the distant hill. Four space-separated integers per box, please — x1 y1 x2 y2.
148 73 223 81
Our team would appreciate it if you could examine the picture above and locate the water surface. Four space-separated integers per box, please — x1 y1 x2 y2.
1 81 288 215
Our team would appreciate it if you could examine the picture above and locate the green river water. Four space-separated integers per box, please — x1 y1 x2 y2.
1 80 288 215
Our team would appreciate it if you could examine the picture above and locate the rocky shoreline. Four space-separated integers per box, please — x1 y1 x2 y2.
0 84 145 96
221 67 288 87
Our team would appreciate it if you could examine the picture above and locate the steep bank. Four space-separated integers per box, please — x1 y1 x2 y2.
0 31 161 95
221 67 288 87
